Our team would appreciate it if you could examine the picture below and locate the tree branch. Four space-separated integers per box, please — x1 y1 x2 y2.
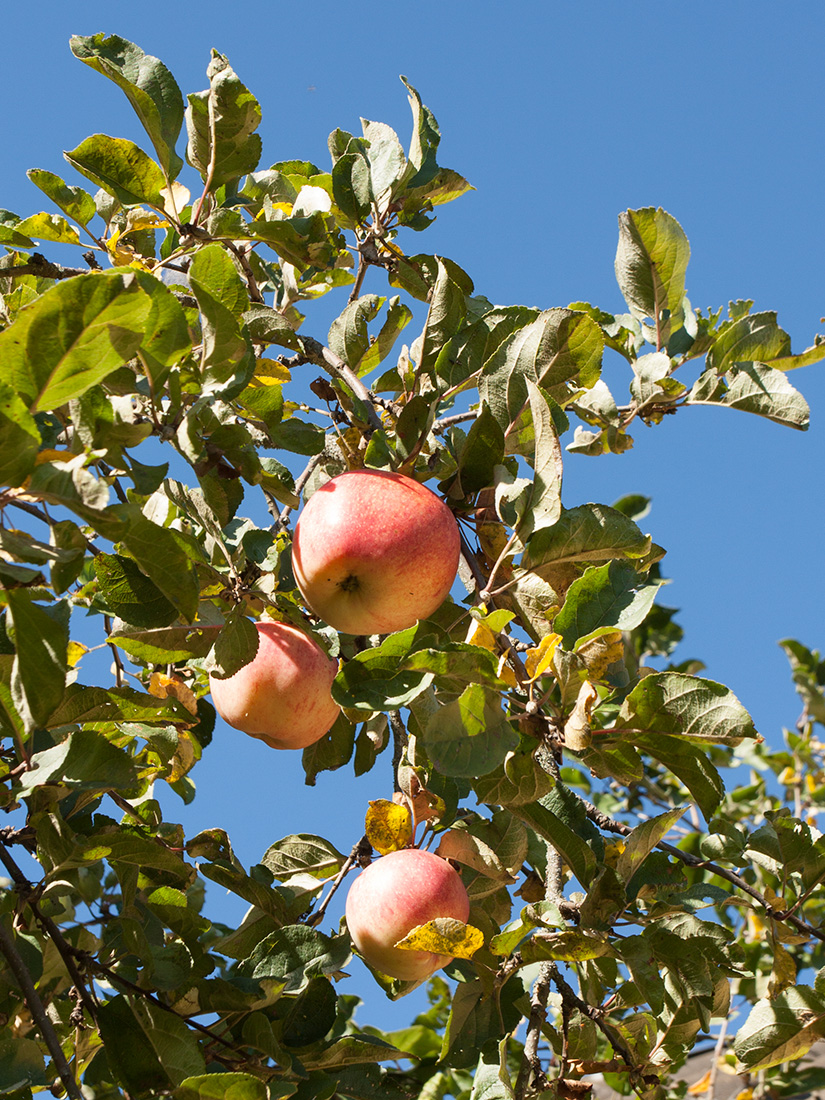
277 338 384 434
0 918 85 1100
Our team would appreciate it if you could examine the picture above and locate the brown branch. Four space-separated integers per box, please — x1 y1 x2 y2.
579 795 825 943
0 918 85 1100
0 253 95 281
278 338 384 434
305 836 371 929
389 710 409 793
515 965 552 1100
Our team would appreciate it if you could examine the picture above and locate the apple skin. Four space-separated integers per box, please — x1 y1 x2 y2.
209 621 340 750
345 848 470 982
291 469 461 636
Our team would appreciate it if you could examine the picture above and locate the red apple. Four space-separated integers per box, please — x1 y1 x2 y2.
345 848 470 982
291 469 460 635
209 621 340 750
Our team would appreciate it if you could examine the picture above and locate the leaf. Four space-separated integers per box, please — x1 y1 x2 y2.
203 610 260 678
362 119 407 207
480 309 603 436
116 505 201 622
394 918 484 961
0 271 152 411
5 591 67 729
0 1037 47 1091
706 311 791 373
418 259 467 376
357 296 412 376
70 34 185 180
554 561 662 650
619 672 758 744
522 503 651 573
687 362 809 430
630 732 724 821
328 295 384 369
188 244 251 381
615 208 690 341
65 134 167 207
244 924 350 992
99 995 205 1092
14 211 81 245
616 806 685 884
734 986 825 1072
0 380 40 486
186 52 262 187
518 380 563 536
14 729 142 795
176 1073 268 1100
473 750 555 807
422 683 518 777
261 834 347 881
436 828 514 883
332 626 433 711
511 801 597 887
452 403 506 499
94 552 179 628
365 799 414 855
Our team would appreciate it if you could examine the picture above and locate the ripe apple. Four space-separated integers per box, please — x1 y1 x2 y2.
291 469 461 635
345 848 470 982
209 621 340 750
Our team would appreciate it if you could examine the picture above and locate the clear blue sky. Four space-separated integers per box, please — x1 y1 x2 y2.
3 1 824 1024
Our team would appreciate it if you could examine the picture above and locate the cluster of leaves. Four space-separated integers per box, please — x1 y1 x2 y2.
1 31 825 1100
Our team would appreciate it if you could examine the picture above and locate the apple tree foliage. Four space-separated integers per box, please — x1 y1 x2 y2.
1 32 825 1100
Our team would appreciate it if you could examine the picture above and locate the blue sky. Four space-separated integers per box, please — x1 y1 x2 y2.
3 1 824 1024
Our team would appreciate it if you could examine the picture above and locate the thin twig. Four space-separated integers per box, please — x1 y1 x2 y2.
389 711 409 793
0 919 85 1100
306 836 371 929
277 338 383 434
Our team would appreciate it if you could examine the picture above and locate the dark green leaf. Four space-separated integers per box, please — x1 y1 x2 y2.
244 924 350 992
94 552 179 628
522 504 651 573
5 591 67 729
204 610 260 678
116 505 201 622
630 732 725 821
619 672 757 745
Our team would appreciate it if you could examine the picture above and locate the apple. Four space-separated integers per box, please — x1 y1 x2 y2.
345 848 470 982
209 621 340 750
291 469 461 635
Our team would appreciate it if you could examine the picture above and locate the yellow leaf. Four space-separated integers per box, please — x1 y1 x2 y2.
735 1091 754 1100
254 359 292 385
125 209 169 232
159 181 190 218
395 917 483 960
365 799 413 855
524 633 561 682
465 617 498 653
687 1070 712 1095
148 672 198 716
67 642 88 669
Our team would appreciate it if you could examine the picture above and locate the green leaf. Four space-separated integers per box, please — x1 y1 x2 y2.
328 295 384 369
687 362 809 430
244 924 350 992
522 503 651 573
70 34 185 180
480 309 603 440
186 52 262 187
332 626 434 711
108 624 221 664
188 245 251 383
5 591 67 729
28 169 97 226
65 134 167 207
452 403 505 499
554 560 662 650
300 1034 405 1071
94 552 179 628
630 732 724 821
331 147 373 225
615 207 690 342
47 682 194 727
619 672 758 745
734 986 825 1072
261 834 347 881
14 729 141 795
616 806 685 884
357 296 412 377
99 995 205 1092
176 1073 268 1100
0 270 152 411
0 380 41 486
422 684 518 777
116 505 201 622
706 311 791 373
14 211 81 245
362 119 407 206
204 610 260 678
418 259 467 376
0 1037 47 1091
511 800 597 887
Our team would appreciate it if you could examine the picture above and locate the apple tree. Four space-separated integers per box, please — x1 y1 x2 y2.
2 32 825 1100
